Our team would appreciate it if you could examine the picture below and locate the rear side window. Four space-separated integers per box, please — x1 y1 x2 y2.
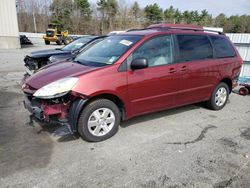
210 36 236 58
177 35 213 62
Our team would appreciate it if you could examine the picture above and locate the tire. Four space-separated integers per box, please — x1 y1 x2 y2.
78 99 121 142
45 40 50 45
56 38 63 45
207 82 229 110
63 37 72 45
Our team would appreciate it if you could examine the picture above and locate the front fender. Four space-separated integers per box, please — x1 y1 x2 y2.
68 99 87 133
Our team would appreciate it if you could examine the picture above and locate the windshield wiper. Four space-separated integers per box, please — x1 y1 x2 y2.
73 60 88 66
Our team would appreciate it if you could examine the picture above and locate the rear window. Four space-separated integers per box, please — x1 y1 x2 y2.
210 36 236 58
177 35 213 62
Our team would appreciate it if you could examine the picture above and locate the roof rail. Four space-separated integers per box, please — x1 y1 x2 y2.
127 26 225 35
164 26 225 35
126 28 153 32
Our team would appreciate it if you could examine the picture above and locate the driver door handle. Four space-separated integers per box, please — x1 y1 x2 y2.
180 66 187 72
169 68 177 73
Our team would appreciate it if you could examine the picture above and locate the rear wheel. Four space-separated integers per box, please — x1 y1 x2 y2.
78 99 121 142
56 39 62 45
207 82 229 110
45 40 50 45
63 37 72 45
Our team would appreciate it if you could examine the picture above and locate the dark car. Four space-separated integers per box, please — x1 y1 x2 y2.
24 36 106 75
22 24 243 142
48 36 107 64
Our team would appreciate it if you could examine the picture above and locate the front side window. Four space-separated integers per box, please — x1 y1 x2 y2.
130 35 173 67
75 35 142 67
177 35 213 62
210 36 236 58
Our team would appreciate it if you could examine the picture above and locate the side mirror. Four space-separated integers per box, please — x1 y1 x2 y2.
131 58 148 70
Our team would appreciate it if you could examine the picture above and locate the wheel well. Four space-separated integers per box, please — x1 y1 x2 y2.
221 78 232 93
86 94 126 120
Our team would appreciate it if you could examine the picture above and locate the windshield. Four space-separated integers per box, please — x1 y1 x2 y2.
74 35 142 66
61 37 95 51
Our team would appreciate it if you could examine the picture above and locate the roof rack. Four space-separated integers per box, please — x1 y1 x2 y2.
164 26 225 35
127 26 225 35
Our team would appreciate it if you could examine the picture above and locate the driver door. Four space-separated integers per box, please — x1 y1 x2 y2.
127 35 179 116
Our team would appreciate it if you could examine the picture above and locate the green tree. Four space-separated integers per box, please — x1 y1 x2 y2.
174 9 182 23
75 0 92 18
131 1 140 20
229 16 244 33
199 9 212 26
50 0 73 30
215 13 227 28
144 3 163 24
183 11 191 23
97 0 118 31
164 6 175 23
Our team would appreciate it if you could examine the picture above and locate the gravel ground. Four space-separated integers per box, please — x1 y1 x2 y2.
0 40 250 188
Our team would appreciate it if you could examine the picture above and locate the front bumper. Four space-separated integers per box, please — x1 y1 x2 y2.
23 94 87 133
23 96 69 121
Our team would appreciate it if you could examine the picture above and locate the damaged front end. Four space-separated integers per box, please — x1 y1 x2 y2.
22 77 87 134
24 56 48 75
23 91 87 134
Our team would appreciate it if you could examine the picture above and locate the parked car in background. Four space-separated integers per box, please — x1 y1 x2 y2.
22 24 243 142
108 30 126 35
24 36 106 75
48 36 107 64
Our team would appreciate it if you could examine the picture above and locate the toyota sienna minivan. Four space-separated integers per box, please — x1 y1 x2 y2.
22 24 243 142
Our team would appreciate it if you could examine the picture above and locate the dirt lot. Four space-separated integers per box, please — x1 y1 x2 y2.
0 42 250 188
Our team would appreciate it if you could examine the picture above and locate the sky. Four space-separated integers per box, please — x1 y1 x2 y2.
90 0 250 17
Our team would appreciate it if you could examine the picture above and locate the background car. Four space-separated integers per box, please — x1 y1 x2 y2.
24 35 106 75
48 36 107 64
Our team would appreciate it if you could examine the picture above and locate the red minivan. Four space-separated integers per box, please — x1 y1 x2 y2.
22 25 243 142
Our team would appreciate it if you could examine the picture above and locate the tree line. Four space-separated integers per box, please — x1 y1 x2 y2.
16 0 250 34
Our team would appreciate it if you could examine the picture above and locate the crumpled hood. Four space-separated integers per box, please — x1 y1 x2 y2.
29 49 71 59
25 61 98 90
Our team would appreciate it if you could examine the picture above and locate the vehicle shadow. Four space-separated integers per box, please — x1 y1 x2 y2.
30 103 206 142
29 116 79 142
120 103 205 128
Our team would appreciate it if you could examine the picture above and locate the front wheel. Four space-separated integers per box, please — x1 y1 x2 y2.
207 82 229 110
78 99 121 142
45 40 50 45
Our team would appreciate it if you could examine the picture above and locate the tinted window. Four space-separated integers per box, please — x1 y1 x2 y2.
130 35 173 67
210 36 236 58
177 35 213 62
